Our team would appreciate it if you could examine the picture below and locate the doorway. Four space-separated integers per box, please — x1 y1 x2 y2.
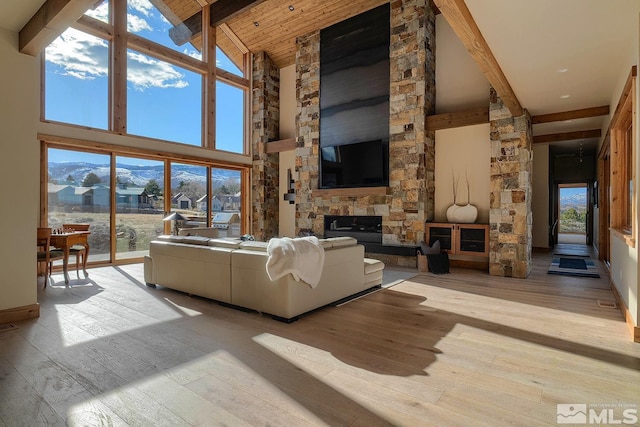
557 183 589 245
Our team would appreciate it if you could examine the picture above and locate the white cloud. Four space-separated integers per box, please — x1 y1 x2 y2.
46 29 109 80
127 0 154 33
84 0 109 22
46 28 190 91
127 13 153 33
127 51 189 90
128 0 153 17
184 48 203 61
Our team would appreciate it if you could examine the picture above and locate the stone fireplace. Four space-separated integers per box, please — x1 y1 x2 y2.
325 215 382 243
292 0 437 266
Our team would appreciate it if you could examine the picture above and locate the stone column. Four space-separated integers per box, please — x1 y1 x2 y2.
489 88 533 278
388 0 436 245
294 31 321 236
251 51 280 241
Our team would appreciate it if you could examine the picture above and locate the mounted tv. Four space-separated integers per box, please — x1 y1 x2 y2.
319 4 390 189
321 140 389 188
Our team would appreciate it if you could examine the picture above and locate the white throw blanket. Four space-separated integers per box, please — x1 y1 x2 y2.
266 236 325 288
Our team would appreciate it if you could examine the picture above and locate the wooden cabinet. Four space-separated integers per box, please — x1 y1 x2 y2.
425 222 489 257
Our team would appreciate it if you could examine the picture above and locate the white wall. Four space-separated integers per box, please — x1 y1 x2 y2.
278 65 296 237
0 29 40 312
434 124 491 223
532 144 550 248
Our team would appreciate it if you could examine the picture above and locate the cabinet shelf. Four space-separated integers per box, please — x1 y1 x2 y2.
425 222 489 257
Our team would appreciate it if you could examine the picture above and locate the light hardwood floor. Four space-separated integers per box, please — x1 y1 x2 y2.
1 252 639 426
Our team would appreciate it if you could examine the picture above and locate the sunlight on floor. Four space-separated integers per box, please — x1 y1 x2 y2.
66 350 327 426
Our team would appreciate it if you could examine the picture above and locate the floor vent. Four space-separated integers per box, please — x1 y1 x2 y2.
597 300 618 309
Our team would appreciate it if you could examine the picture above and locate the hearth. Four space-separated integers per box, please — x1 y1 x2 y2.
324 215 382 243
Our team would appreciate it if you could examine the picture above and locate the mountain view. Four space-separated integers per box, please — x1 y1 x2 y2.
559 188 588 233
48 161 240 189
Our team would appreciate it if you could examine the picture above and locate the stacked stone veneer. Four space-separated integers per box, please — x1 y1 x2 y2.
489 88 533 278
294 0 436 264
251 51 280 241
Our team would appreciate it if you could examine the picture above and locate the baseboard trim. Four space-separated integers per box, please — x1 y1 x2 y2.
609 281 640 343
0 303 40 325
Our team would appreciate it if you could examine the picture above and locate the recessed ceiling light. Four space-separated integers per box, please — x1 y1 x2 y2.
288 5 295 11
253 21 259 26
560 94 571 99
557 68 569 73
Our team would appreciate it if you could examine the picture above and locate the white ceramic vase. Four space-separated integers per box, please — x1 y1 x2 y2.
446 203 478 223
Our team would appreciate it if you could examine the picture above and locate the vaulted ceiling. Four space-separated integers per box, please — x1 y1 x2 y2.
2 0 639 155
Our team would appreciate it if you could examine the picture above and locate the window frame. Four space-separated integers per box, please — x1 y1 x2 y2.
609 66 636 247
40 137 251 265
42 1 251 154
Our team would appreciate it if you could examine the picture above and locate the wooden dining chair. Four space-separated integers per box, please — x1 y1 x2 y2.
37 227 65 287
62 223 89 278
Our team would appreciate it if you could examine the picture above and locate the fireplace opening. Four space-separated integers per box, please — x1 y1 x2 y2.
324 215 382 243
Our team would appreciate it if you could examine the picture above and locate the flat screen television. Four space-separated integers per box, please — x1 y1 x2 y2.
320 140 389 188
319 4 390 189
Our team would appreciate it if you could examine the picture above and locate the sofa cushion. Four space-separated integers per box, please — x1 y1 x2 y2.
240 241 269 252
317 239 334 249
178 227 220 238
156 235 185 243
325 236 358 248
208 238 242 249
364 258 385 274
181 235 210 246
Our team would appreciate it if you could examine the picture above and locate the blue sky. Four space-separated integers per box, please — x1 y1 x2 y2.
560 187 587 198
45 0 243 153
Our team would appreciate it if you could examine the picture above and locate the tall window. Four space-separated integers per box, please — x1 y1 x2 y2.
127 50 202 145
43 0 249 153
115 156 165 260
44 29 109 129
47 148 111 262
610 67 636 244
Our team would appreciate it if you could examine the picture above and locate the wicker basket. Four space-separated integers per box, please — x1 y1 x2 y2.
417 250 428 272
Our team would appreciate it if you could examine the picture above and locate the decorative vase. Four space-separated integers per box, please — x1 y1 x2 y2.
446 204 461 222
450 203 478 223
446 170 477 223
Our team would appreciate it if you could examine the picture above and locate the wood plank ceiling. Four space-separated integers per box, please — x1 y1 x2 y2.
198 0 389 68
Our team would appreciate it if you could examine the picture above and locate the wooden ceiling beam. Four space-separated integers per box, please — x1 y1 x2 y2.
19 0 98 56
533 129 602 144
531 105 610 124
169 0 266 46
433 0 523 117
426 107 489 131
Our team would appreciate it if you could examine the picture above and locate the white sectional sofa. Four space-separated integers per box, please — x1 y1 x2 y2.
143 235 384 322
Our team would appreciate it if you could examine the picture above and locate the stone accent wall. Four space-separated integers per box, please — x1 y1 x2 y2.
294 31 321 235
489 88 533 278
251 51 280 241
388 0 436 244
294 0 436 260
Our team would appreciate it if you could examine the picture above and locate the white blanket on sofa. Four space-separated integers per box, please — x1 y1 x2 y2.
266 236 325 288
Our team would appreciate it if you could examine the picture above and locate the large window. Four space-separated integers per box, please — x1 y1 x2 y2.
47 149 111 262
115 156 165 260
43 0 249 153
44 143 248 264
216 82 245 153
127 50 202 145
44 29 109 129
